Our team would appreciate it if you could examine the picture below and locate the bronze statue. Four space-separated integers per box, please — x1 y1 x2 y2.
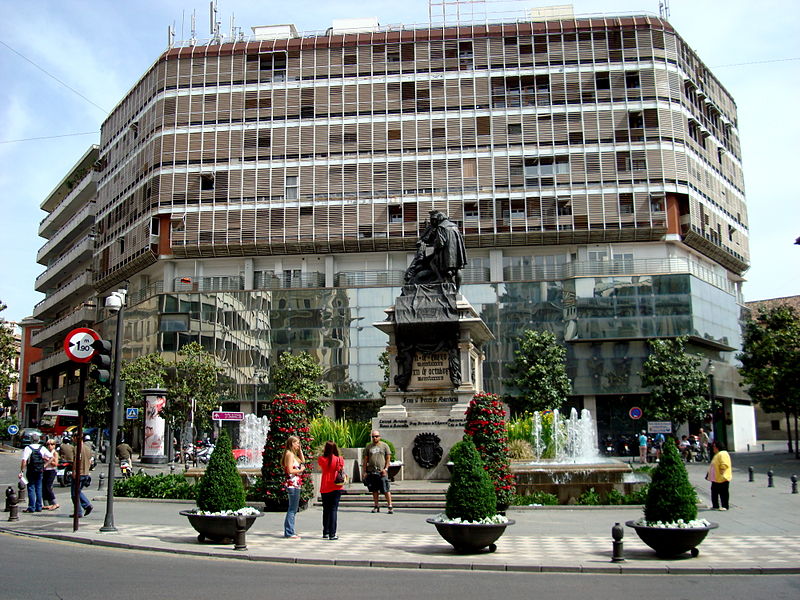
404 211 467 290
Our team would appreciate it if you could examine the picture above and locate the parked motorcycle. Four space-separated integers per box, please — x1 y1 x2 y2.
119 458 133 478
196 441 215 464
56 459 73 487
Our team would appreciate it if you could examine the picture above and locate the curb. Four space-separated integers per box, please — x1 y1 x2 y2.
2 525 797 575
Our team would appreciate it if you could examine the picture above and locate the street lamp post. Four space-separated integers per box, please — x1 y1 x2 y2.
100 288 126 533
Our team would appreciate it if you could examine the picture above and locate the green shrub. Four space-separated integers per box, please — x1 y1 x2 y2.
445 439 497 522
605 488 624 505
511 491 558 506
309 417 372 449
114 472 196 500
577 487 601 505
623 484 649 505
196 430 246 512
644 439 697 523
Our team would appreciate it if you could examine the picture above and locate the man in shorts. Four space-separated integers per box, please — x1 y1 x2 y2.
362 430 394 514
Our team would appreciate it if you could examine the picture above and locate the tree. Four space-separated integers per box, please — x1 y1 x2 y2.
639 336 709 429
0 301 18 405
445 438 497 522
644 437 698 524
195 429 246 513
505 330 571 415
166 342 224 436
271 351 332 420
738 306 800 456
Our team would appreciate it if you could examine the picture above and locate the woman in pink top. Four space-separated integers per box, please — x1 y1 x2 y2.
317 441 345 540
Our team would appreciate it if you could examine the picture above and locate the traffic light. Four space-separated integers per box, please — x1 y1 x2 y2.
90 339 113 386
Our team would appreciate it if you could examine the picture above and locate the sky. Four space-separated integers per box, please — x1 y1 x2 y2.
0 0 798 324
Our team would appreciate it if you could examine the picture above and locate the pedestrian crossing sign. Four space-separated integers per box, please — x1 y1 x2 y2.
126 408 139 420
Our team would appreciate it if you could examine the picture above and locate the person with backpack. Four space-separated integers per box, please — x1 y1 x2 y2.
19 432 52 513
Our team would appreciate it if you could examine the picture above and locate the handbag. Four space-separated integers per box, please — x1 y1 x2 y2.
333 458 348 486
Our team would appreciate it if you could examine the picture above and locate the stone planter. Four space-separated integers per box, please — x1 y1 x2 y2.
626 520 718 558
180 510 262 543
427 518 515 553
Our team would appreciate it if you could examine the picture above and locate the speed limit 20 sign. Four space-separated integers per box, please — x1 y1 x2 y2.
63 328 100 363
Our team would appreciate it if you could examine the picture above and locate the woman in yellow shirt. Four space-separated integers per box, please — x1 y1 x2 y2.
707 440 732 510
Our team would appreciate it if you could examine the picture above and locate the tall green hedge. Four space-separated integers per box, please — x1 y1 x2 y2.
445 439 497 522
195 429 246 512
644 438 698 523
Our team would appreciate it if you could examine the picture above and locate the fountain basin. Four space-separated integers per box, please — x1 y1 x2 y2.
511 458 643 504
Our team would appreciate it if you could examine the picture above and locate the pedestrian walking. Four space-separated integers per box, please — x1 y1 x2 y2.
362 430 394 513
69 441 94 518
42 438 60 511
19 432 50 512
282 435 305 539
707 440 732 510
317 440 345 540
699 428 710 461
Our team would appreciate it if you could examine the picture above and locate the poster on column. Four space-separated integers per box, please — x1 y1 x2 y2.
143 394 167 458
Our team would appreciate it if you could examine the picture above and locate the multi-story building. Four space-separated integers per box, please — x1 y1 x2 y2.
25 146 99 421
44 11 756 447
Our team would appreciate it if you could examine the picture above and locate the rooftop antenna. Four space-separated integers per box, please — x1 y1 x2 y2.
659 0 670 19
210 0 222 43
167 24 175 49
190 9 197 46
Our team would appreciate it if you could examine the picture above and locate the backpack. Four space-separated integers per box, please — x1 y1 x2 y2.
27 446 45 475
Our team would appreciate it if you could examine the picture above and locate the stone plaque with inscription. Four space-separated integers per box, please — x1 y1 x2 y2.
409 352 450 389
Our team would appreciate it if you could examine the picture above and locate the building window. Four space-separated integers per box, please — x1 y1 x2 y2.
595 72 611 90
524 155 569 184
388 205 402 223
619 193 634 214
285 176 298 200
650 194 665 212
628 111 644 128
388 129 401 140
557 198 572 216
464 202 479 219
625 72 641 89
508 123 522 135
200 174 215 190
771 420 781 431
616 152 646 172
509 199 525 218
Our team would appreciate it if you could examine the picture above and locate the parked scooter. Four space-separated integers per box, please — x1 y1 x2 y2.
119 458 133 478
195 440 215 464
56 459 73 487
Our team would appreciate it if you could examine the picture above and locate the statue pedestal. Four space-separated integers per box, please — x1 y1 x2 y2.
373 290 493 480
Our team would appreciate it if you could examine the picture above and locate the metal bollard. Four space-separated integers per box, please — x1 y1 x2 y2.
792 475 798 494
234 515 248 551
170 464 175 475
611 522 625 562
7 487 19 522
747 444 750 452
748 466 754 482
767 469 774 488
98 472 105 491
4 486 13 512
762 444 765 451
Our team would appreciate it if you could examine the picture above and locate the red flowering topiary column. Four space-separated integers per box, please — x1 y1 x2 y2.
464 392 515 512
260 393 314 512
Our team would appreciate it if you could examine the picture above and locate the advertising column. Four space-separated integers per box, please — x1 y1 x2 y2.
141 388 168 464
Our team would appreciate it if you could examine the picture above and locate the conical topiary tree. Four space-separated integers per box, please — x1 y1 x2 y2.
464 392 515 510
445 438 497 522
260 393 314 511
643 437 698 524
195 429 246 512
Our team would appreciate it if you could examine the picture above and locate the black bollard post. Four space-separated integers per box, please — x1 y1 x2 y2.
762 443 765 451
747 444 750 452
4 486 13 512
7 487 19 522
791 475 798 494
234 515 247 551
767 469 774 488
170 464 175 475
611 522 625 562
98 472 105 491
748 466 754 482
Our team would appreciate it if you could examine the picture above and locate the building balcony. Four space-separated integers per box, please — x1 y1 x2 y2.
29 350 72 378
32 270 94 319
334 270 405 288
30 305 96 348
34 235 95 292
36 202 96 265
38 171 96 238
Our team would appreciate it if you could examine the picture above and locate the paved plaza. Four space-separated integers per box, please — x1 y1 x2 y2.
2 443 799 574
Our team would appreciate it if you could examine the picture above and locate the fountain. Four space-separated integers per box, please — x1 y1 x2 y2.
511 409 642 504
236 414 270 469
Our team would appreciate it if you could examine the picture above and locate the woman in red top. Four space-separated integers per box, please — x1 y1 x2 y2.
316 441 345 540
